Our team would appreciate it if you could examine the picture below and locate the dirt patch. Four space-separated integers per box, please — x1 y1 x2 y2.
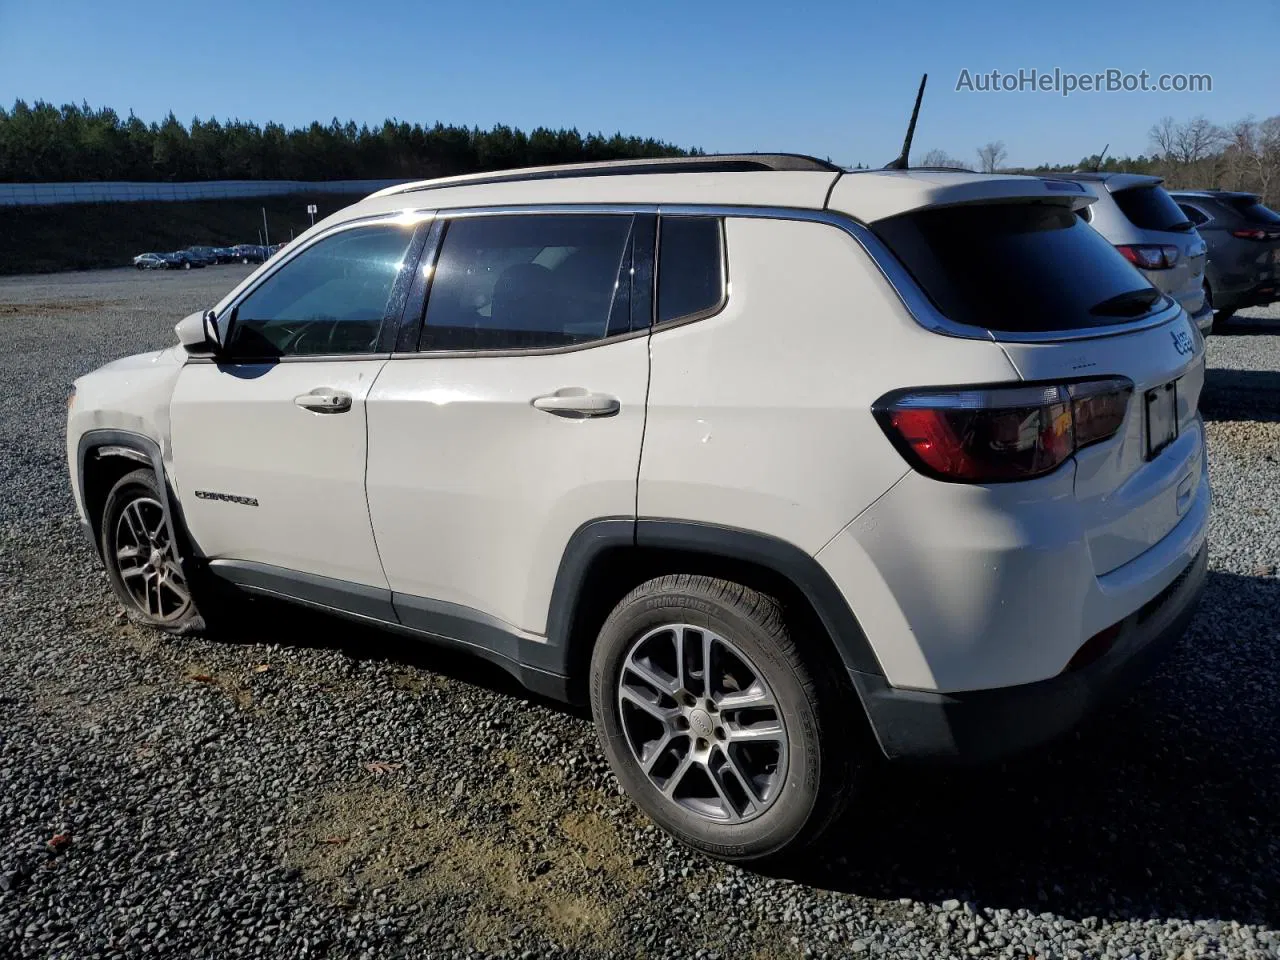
287 755 646 951
0 298 118 318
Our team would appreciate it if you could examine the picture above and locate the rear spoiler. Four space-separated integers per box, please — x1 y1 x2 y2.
828 172 1098 223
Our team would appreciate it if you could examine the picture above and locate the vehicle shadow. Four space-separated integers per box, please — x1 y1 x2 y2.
1213 316 1280 337
785 569 1280 927
208 594 590 720
1200 367 1280 423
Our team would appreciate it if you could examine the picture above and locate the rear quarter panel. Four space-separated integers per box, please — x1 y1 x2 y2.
638 215 1019 554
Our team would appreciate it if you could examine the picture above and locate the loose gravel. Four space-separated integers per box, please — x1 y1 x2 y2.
1 268 1278 960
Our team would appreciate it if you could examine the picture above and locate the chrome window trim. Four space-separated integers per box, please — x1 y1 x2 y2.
256 202 1188 347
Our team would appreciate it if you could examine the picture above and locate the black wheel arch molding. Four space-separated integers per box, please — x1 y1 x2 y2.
75 429 193 566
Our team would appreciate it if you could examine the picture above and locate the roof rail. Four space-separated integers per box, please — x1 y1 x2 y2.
384 153 842 196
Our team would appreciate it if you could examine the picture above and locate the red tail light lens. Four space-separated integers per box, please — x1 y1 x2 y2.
875 379 1134 484
1231 227 1271 241
1115 244 1180 269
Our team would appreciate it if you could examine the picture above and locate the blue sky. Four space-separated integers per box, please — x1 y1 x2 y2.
1 0 1275 168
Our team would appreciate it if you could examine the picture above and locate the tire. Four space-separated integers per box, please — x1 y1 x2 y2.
1213 308 1235 333
589 574 858 863
183 261 192 270
242 256 250 264
99 469 212 635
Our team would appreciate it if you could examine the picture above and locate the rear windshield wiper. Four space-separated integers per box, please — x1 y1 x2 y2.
1168 220 1196 233
1090 288 1163 317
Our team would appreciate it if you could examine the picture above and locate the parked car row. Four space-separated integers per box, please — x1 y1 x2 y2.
132 243 286 271
1047 173 1278 335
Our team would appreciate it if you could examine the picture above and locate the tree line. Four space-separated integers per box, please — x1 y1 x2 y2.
0 100 693 183
921 113 1280 206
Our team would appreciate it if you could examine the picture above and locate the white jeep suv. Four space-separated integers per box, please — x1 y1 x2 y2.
67 154 1209 863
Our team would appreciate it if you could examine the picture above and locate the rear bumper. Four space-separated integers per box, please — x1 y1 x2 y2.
851 543 1207 764
1190 301 1214 334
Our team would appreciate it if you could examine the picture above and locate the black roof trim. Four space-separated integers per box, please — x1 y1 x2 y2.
394 153 841 194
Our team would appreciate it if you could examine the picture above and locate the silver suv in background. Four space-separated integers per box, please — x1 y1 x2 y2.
1055 173 1211 335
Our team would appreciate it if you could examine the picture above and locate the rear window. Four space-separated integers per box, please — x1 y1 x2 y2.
1112 186 1193 232
873 203 1163 333
1226 197 1280 224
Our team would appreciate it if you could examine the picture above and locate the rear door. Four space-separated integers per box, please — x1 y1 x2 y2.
170 219 426 591
364 212 653 635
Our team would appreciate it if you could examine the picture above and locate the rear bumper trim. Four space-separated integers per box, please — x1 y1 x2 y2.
852 543 1208 765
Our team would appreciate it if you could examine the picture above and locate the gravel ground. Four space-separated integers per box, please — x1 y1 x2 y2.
1 268 1278 960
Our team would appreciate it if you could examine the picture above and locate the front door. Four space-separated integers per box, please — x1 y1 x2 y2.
169 219 425 592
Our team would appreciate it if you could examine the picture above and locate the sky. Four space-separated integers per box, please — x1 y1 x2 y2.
1 0 1277 169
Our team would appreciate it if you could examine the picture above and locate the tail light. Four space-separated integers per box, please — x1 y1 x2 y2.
1231 227 1277 241
1115 244 1180 269
874 378 1134 484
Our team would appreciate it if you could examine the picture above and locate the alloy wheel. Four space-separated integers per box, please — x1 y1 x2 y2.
617 623 789 824
113 495 191 622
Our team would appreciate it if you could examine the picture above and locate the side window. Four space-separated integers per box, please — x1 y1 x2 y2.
421 215 634 351
1178 203 1209 226
657 216 724 324
225 223 416 359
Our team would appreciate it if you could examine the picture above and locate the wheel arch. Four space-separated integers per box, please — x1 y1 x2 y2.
77 429 191 563
546 519 886 704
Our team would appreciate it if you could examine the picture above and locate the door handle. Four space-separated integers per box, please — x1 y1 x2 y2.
294 388 352 413
531 388 620 417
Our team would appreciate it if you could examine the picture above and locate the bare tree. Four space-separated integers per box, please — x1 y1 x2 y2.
920 148 968 169
1149 116 1179 160
976 141 1007 173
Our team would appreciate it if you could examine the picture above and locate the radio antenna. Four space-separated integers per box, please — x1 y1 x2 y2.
885 74 927 170
1093 143 1109 172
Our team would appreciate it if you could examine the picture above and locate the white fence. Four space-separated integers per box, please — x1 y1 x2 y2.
0 179 415 206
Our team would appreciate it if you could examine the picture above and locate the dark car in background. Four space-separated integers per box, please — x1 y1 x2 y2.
181 246 219 267
1171 191 1280 330
165 251 201 270
211 246 238 263
230 243 267 264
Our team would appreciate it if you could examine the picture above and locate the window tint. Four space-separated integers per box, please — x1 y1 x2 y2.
874 203 1162 333
421 215 633 351
226 224 415 358
1178 203 1210 226
1226 197 1280 224
1112 186 1193 232
657 217 724 323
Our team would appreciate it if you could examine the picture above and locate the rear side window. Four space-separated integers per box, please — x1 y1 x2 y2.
421 215 634 351
874 203 1162 333
1112 186 1193 232
226 223 416 358
1178 203 1210 226
658 216 724 323
1226 197 1280 224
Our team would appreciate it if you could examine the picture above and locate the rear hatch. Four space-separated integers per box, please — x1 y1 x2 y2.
1226 196 1280 289
872 199 1206 574
1111 184 1207 314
